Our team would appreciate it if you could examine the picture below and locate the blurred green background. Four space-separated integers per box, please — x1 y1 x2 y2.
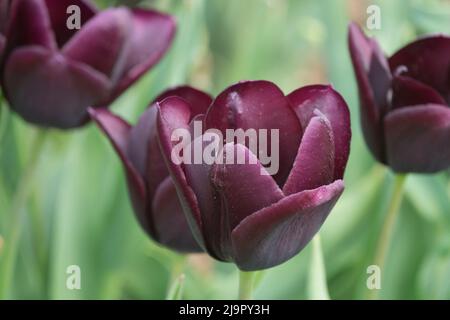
0 0 449 299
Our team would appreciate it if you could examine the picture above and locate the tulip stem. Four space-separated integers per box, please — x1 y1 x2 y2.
0 129 48 299
308 234 330 300
369 174 407 300
238 270 255 300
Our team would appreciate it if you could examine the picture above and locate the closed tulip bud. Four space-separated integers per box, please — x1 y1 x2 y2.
156 80 351 270
1 0 175 129
348 22 450 173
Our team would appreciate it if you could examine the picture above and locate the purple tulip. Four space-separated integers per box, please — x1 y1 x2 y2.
1 0 175 129
87 86 214 253
348 23 450 173
156 80 351 270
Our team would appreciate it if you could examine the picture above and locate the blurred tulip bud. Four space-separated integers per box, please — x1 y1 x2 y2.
349 22 450 173
1 0 175 129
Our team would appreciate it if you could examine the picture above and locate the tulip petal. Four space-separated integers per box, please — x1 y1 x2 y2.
205 80 302 186
7 0 56 50
152 177 202 252
283 113 335 195
212 143 284 232
127 107 156 177
348 22 391 163
4 46 110 128
62 8 131 82
389 35 450 102
44 0 97 47
88 107 151 234
287 85 350 179
113 9 176 98
181 129 228 260
391 75 447 109
157 97 206 247
232 180 344 271
153 86 213 116
193 142 285 260
384 104 450 173
128 106 170 202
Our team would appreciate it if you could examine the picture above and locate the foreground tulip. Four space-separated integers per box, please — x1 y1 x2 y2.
1 0 175 128
87 86 215 252
156 80 351 271
348 22 450 173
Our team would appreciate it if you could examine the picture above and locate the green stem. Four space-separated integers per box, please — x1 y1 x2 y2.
238 270 255 300
369 174 407 300
0 129 47 299
165 256 186 299
308 234 330 300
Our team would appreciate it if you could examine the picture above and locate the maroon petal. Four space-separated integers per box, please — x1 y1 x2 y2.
204 80 302 186
391 75 447 109
231 180 344 271
62 8 131 82
389 35 450 102
156 97 206 247
212 142 284 232
153 85 213 116
7 0 56 50
181 126 226 260
283 113 335 195
197 143 284 260
152 177 202 252
287 85 350 179
127 107 156 177
113 9 176 98
43 0 97 47
384 104 450 173
88 107 150 232
4 46 110 128
348 22 391 163
127 105 170 202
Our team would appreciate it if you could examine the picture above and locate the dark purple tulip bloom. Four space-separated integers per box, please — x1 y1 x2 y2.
1 0 175 129
348 22 450 173
87 86 213 253
156 80 351 270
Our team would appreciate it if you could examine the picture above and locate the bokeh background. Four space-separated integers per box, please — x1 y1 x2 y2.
0 0 449 299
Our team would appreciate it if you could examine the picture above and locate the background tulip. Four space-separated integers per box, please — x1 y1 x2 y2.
348 22 450 173
156 80 351 271
88 86 212 253
0 0 175 129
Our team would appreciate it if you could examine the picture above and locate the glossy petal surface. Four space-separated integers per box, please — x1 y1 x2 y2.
288 85 350 179
232 180 344 271
384 104 450 172
205 80 302 186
